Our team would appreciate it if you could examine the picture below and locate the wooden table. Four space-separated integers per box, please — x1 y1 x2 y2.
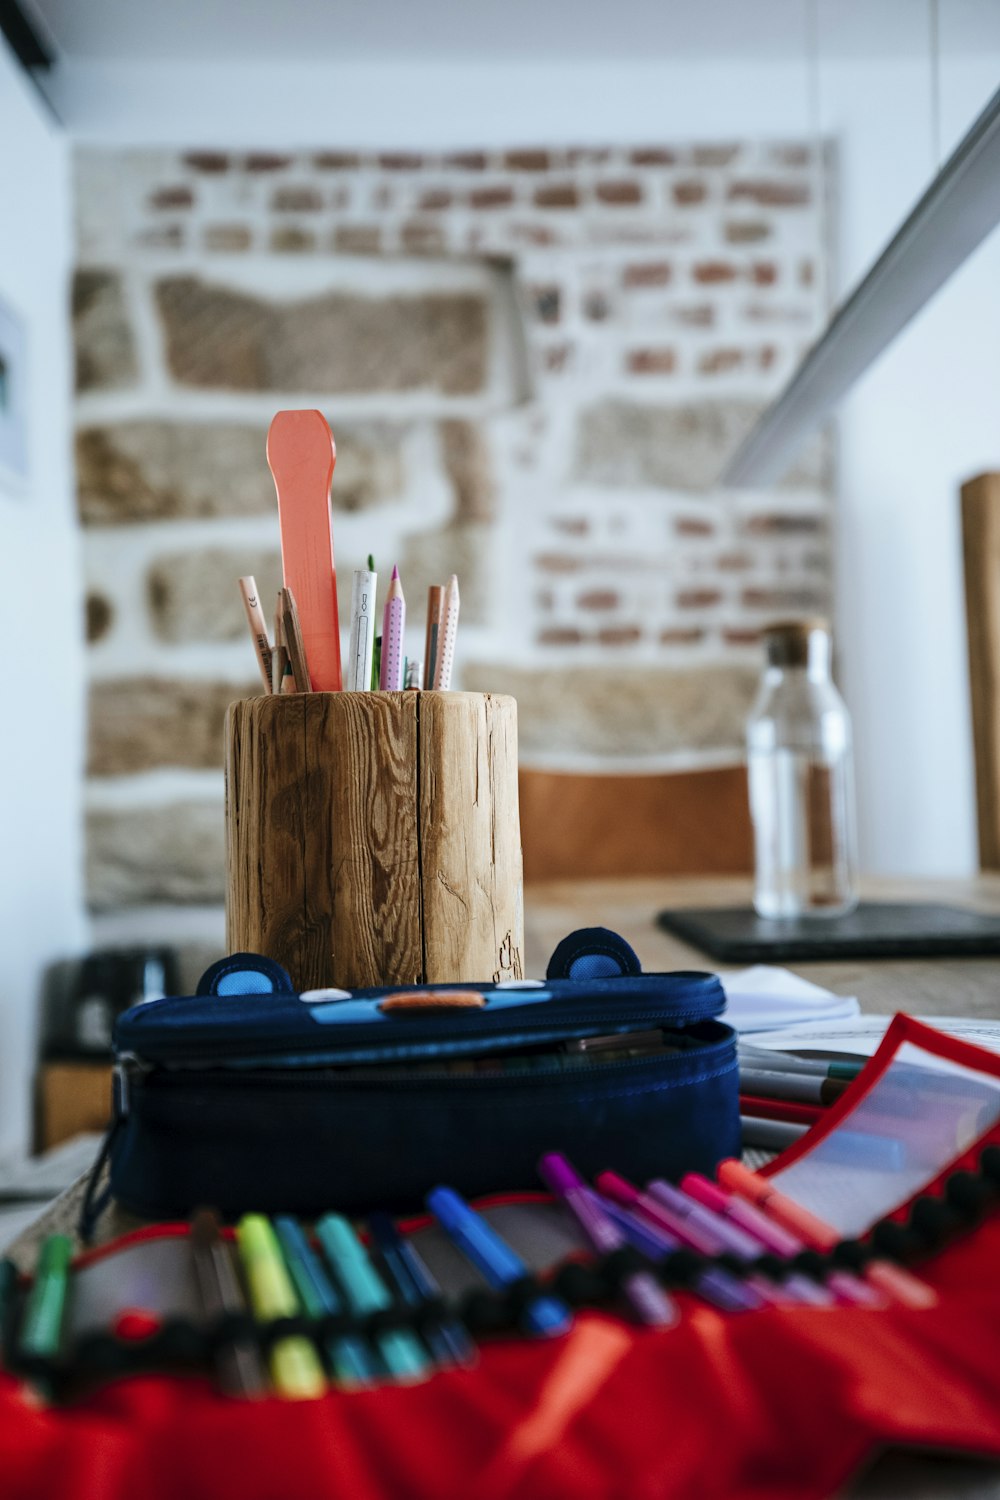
525 873 1000 1017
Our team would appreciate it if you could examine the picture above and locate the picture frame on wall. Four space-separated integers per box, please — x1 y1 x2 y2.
0 294 28 492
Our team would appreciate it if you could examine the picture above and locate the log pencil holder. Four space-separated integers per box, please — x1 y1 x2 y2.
225 691 524 991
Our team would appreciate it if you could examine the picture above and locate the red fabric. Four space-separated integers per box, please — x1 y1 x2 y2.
2 1206 1000 1500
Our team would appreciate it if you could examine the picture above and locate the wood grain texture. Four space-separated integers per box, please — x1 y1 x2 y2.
962 473 1000 868
419 692 523 983
519 764 754 882
226 691 523 989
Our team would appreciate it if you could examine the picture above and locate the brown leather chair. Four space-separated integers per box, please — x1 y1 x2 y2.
518 764 753 883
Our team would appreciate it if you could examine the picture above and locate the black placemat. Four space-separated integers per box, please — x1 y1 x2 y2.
656 902 1000 962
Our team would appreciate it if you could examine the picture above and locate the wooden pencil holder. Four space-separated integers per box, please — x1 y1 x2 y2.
225 691 524 991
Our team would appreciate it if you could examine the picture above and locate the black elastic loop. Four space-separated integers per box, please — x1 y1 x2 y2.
829 1239 869 1271
553 1259 606 1307
657 1249 703 1288
870 1220 923 1260
978 1144 1000 1184
946 1171 993 1219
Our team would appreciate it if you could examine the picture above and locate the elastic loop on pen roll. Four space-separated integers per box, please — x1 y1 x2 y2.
204 1310 256 1352
979 1144 1000 1183
752 1252 790 1282
596 1245 649 1295
828 1239 870 1271
461 1287 515 1336
505 1274 547 1321
552 1259 606 1306
366 1303 422 1340
907 1197 963 1245
945 1170 994 1219
790 1249 827 1279
655 1248 704 1289
870 1221 923 1260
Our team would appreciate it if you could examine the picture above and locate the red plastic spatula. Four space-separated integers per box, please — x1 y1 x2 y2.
266 409 342 692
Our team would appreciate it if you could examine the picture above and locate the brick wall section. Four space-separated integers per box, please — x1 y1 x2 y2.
75 141 832 914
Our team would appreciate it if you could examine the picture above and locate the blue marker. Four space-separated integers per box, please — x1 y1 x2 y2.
273 1216 379 1387
426 1186 572 1338
368 1212 476 1368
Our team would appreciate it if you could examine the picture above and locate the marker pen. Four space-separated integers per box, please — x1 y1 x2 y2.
718 1160 936 1309
594 1173 764 1312
649 1179 833 1307
539 1154 677 1327
427 1186 572 1338
317 1214 429 1381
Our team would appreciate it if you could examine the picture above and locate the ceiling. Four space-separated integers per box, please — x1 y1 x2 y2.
23 0 1000 64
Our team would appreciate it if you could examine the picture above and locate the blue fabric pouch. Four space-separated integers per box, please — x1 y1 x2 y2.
101 930 739 1222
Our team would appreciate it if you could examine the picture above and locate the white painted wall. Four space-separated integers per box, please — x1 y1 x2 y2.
47 28 1000 878
0 40 85 1156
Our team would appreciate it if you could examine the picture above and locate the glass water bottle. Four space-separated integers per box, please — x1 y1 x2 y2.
746 620 859 919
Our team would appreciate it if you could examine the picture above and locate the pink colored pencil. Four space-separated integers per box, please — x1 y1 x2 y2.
379 565 406 691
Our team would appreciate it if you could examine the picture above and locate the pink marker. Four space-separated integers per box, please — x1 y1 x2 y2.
649 1179 833 1308
682 1172 882 1308
539 1154 677 1327
594 1172 765 1312
379 565 406 691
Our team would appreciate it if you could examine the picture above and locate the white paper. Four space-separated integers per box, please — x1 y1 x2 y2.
739 1014 1000 1059
719 964 860 1033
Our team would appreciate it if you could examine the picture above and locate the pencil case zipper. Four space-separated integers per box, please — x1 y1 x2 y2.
124 1034 734 1091
116 992 726 1071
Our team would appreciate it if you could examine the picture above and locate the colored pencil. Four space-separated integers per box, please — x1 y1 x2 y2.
237 576 273 692
423 585 444 689
379 566 406 692
279 587 312 693
432 574 460 690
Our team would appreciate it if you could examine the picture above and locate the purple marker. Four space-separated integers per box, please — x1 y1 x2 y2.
539 1154 677 1327
680 1173 883 1309
647 1179 831 1308
596 1196 761 1314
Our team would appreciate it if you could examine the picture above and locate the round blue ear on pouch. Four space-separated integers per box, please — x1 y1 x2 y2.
196 953 294 997
545 927 642 981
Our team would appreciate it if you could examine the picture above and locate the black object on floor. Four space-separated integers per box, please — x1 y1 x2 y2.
656 902 1000 963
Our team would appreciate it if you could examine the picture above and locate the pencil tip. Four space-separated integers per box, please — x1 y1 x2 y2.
391 564 399 580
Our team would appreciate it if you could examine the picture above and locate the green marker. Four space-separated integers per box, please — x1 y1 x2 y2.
236 1215 326 1400
20 1235 72 1360
317 1214 428 1382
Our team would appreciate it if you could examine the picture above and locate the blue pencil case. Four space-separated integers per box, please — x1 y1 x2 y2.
97 930 739 1225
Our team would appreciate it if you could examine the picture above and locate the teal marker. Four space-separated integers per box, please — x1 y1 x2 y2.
20 1235 72 1360
317 1214 428 1382
274 1217 378 1387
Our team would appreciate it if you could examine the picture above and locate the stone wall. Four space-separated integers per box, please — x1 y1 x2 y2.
75 141 832 923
